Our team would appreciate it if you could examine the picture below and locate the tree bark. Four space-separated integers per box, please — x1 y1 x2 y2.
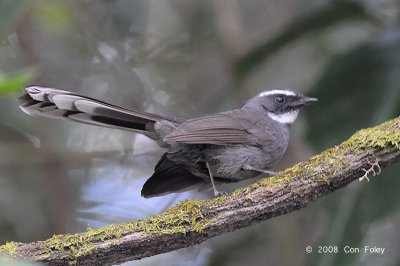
1 116 400 266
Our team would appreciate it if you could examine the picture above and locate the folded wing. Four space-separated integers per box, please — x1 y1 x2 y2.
163 112 262 145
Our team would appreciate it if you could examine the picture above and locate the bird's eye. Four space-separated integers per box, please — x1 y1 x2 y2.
275 95 285 104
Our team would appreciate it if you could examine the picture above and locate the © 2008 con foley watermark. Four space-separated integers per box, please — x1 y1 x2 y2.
305 245 385 254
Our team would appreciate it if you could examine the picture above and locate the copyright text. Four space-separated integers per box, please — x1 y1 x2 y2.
306 245 385 255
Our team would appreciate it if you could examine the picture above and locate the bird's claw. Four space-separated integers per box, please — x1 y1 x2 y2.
214 190 228 197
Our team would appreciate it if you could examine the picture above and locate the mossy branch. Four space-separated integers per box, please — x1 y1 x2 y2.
2 117 400 266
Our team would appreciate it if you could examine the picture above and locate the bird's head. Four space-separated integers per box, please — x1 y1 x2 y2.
244 88 318 124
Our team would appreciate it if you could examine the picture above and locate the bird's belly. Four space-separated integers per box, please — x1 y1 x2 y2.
207 143 287 180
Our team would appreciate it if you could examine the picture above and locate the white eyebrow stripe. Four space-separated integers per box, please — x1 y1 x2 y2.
258 89 296 97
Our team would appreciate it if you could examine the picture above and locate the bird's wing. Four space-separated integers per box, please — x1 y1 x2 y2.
163 111 270 145
141 153 207 198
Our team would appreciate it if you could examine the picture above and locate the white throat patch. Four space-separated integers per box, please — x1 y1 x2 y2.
268 110 299 124
258 89 296 97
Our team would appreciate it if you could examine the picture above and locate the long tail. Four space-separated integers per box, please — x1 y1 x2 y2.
18 86 176 141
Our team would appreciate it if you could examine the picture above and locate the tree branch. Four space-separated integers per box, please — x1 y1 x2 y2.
1 117 400 266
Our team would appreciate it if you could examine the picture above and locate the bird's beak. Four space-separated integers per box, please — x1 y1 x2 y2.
292 96 318 107
303 96 318 105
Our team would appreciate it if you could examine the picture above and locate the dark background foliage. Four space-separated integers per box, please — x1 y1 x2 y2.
0 1 399 265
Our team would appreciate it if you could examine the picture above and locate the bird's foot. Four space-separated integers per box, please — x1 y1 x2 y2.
213 189 228 197
258 169 276 176
243 165 275 176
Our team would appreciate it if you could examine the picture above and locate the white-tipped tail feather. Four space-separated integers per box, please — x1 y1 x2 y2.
18 86 173 139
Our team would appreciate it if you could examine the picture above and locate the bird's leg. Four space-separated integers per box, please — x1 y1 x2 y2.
243 165 275 176
206 162 226 197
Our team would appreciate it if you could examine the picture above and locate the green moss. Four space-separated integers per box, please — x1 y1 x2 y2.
152 200 213 233
28 199 219 264
342 118 400 150
0 242 17 257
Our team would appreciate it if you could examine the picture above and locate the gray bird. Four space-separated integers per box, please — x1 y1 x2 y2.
18 86 317 197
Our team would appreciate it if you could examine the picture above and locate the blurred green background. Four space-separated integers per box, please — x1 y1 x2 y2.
1 0 400 265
